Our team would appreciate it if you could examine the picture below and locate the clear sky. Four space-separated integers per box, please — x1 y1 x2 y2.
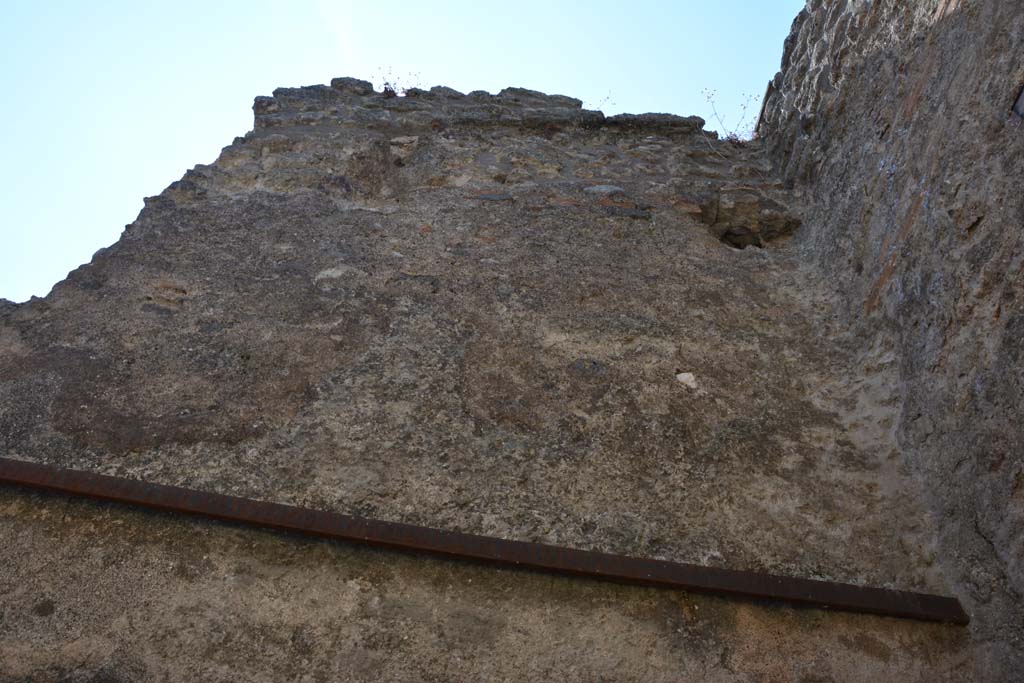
0 1 804 302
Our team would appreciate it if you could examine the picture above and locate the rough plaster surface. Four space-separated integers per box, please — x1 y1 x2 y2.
0 78 979 679
760 0 1024 677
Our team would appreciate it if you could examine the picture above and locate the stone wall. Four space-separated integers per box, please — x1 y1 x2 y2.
1 74 979 679
760 0 1024 674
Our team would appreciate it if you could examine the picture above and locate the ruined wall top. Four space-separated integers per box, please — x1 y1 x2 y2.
253 77 707 135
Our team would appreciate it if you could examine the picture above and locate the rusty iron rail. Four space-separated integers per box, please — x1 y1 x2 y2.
0 457 968 624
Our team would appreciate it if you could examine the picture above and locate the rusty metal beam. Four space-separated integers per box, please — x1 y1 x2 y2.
0 457 968 624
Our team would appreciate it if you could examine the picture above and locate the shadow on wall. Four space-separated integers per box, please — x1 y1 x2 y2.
756 0 1024 677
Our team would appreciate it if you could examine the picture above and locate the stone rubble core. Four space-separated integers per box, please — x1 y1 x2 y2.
239 77 798 249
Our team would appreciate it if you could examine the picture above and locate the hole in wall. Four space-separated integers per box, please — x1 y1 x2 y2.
718 232 764 249
1014 84 1024 118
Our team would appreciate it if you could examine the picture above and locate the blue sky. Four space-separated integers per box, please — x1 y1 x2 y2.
0 1 804 302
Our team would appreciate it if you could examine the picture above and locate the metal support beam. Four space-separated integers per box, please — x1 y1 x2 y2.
0 457 968 624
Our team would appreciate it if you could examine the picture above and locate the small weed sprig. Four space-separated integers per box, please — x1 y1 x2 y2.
374 67 424 97
584 91 617 112
701 88 761 143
